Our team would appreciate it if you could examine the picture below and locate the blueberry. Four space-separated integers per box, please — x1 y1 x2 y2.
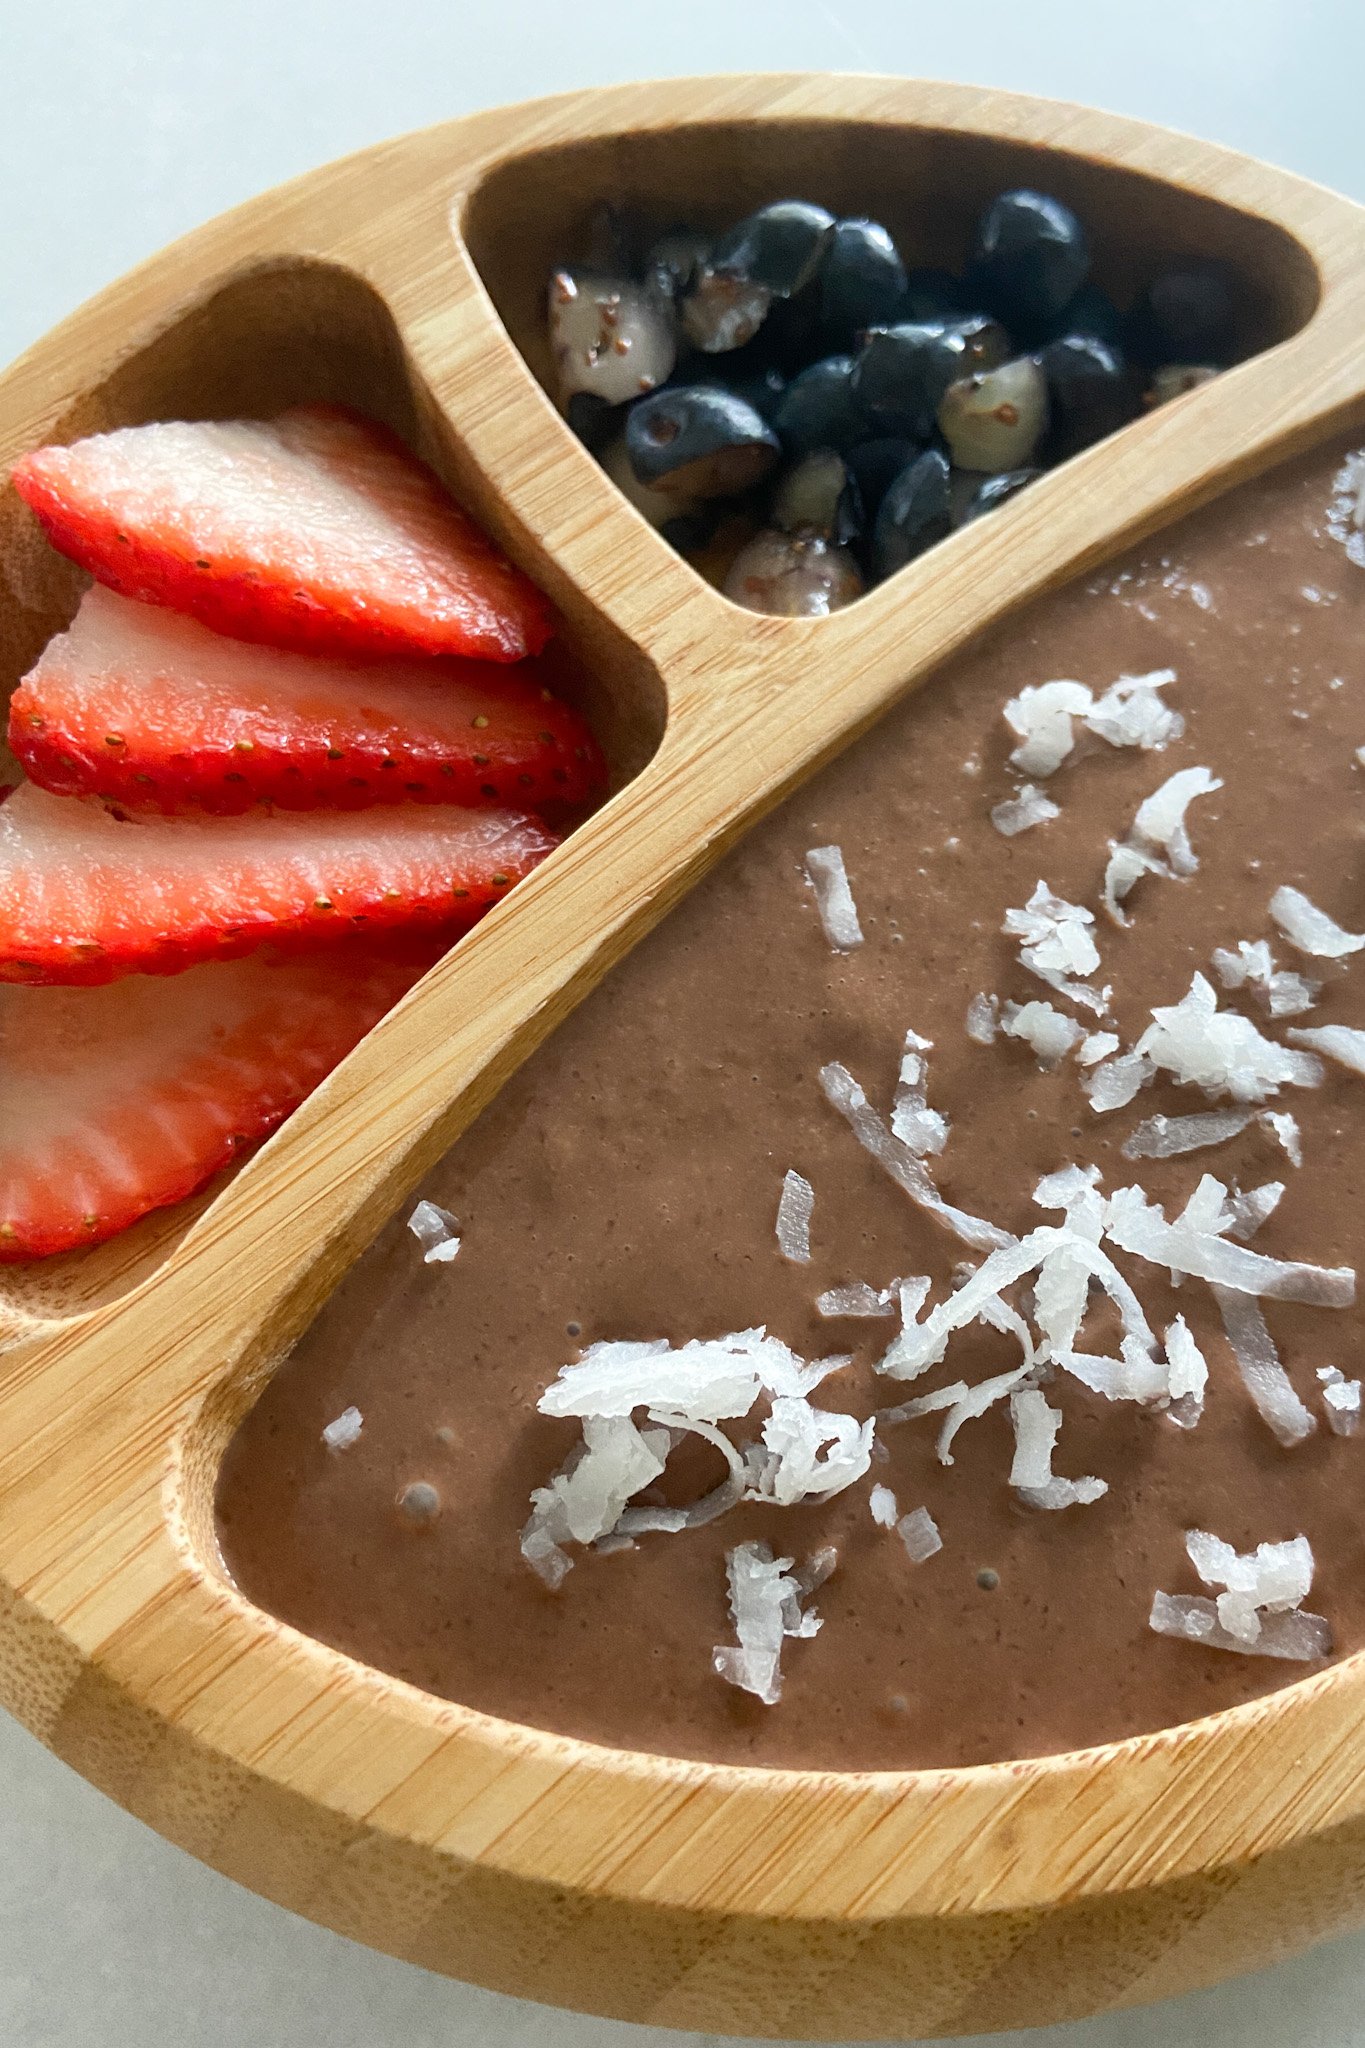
600 435 702 530
549 269 677 406
968 189 1090 335
1146 363 1220 407
681 269 772 354
872 448 952 580
1044 282 1124 350
853 317 1010 438
938 358 1048 472
770 450 863 547
723 528 863 616
727 364 788 422
820 218 908 343
709 200 837 300
644 227 710 302
1037 335 1140 461
771 354 865 455
845 436 922 523
902 266 967 321
958 468 1041 523
1127 260 1238 365
625 385 781 498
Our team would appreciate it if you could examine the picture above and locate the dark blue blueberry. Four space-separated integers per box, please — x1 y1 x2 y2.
968 189 1090 335
772 355 865 455
872 448 952 580
902 266 967 322
852 316 1010 438
958 468 1041 523
726 364 789 422
1042 282 1124 350
845 437 922 522
820 218 908 344
1126 260 1238 366
1037 335 1141 461
644 227 710 302
709 200 837 299
625 386 781 498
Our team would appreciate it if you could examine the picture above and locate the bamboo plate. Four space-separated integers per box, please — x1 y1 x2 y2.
3 72 1365 2043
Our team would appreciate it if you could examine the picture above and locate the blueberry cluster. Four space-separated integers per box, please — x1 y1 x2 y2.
548 192 1241 616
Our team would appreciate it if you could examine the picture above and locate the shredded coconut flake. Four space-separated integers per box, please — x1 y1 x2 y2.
1103 1181 1353 1307
1263 1111 1303 1167
1133 973 1322 1103
1122 1108 1253 1160
869 1482 898 1527
804 844 864 951
1009 1386 1108 1508
966 992 999 1044
897 1506 943 1562
1132 766 1222 876
321 1405 363 1452
1165 1316 1209 1427
712 1540 825 1705
407 1200 461 1263
1270 884 1365 960
1151 1528 1329 1659
817 1281 895 1318
1083 1048 1156 1113
1150 1591 1330 1660
991 783 1060 837
521 1413 670 1584
1001 999 1084 1068
891 1029 950 1155
1211 938 1318 1018
819 1061 1013 1254
540 1326 839 1425
1003 882 1110 1014
1085 669 1184 751
1287 1024 1365 1077
1212 1285 1316 1446
1102 841 1167 927
776 1168 815 1262
1003 679 1093 776
747 1397 875 1507
1318 1366 1362 1436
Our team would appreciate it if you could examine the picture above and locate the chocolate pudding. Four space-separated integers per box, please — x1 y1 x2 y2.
217 434 1365 1771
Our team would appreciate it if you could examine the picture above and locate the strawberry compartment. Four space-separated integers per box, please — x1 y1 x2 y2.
0 257 664 1339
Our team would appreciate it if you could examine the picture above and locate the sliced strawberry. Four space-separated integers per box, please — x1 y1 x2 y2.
0 941 430 1260
11 404 555 665
11 587 606 816
0 782 557 986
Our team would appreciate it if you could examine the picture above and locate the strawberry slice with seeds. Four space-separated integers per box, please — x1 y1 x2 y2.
11 404 555 664
11 587 606 815
0 781 557 985
0 941 430 1260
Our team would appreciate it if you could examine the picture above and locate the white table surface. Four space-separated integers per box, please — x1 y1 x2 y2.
4 3 1365 2042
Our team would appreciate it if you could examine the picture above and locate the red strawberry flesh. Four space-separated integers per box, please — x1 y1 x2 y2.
0 942 429 1260
0 781 557 985
11 587 605 815
10 405 555 664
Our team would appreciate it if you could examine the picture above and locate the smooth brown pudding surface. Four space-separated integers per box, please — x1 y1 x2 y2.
218 435 1365 1771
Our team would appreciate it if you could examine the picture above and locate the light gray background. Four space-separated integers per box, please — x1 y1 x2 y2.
3 2 1364 2042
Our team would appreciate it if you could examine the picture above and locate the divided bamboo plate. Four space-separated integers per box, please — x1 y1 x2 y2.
4 73 1365 2042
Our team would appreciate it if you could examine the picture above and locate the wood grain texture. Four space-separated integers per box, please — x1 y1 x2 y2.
2 74 1365 2038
